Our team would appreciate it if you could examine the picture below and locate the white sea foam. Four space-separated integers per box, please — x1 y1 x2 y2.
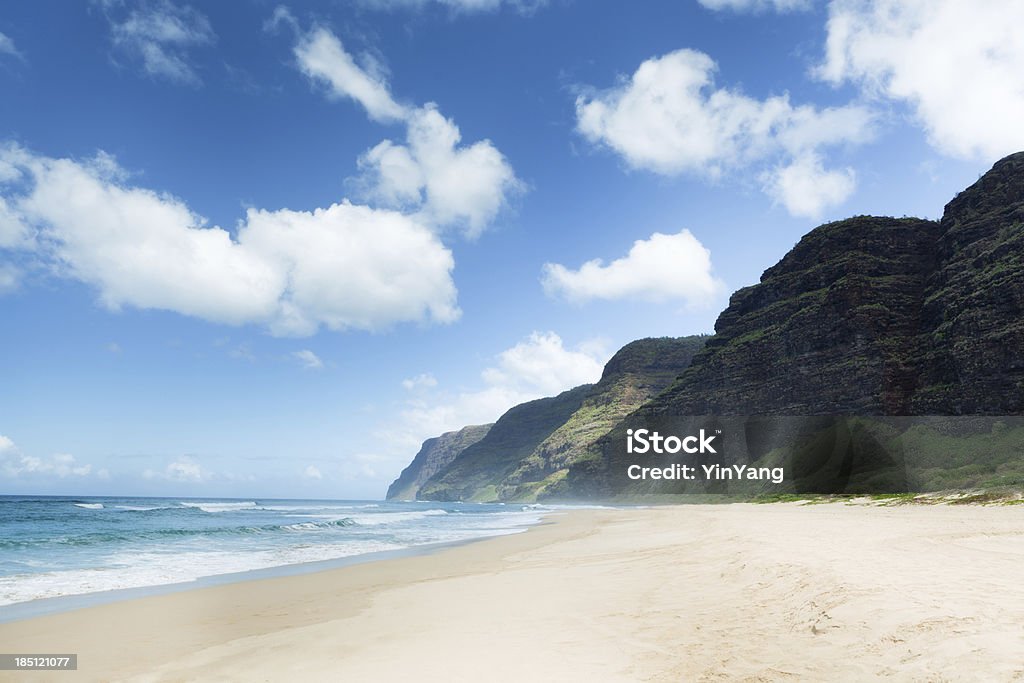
72 503 103 509
1 499 564 608
0 540 404 606
258 503 379 512
346 509 449 526
178 501 258 513
280 519 355 532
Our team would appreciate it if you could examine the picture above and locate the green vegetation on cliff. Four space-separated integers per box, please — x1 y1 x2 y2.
411 337 707 502
497 336 707 500
417 385 593 501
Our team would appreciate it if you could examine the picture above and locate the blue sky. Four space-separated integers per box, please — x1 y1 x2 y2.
1 0 1021 498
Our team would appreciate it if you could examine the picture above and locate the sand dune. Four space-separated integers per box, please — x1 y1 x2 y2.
2 503 1023 682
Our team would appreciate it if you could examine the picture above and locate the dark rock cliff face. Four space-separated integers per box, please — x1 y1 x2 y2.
648 216 938 415
385 424 492 501
912 152 1024 413
648 152 1024 417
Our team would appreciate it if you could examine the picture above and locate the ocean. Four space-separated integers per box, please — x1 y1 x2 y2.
0 496 556 610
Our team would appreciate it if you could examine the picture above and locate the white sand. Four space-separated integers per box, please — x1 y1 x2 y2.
2 503 1023 682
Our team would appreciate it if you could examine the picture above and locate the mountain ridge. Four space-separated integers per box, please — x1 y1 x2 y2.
387 152 1024 502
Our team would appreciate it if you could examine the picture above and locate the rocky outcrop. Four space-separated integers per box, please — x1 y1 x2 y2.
417 385 593 502
496 336 707 500
648 151 1024 417
391 152 1024 501
645 216 939 415
912 152 1024 413
554 152 1024 499
385 424 492 500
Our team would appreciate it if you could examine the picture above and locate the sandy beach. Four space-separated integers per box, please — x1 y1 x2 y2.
2 503 1023 682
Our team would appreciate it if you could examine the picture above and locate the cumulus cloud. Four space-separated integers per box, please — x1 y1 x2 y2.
576 48 873 217
697 0 811 11
143 456 207 482
292 25 521 236
0 196 32 248
542 230 723 305
358 105 522 237
303 464 323 480
0 145 460 336
0 436 95 478
395 332 607 450
816 0 1024 160
481 332 606 397
102 0 215 85
292 349 324 370
762 153 857 218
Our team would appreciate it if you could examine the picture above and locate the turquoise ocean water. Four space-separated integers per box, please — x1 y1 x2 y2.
0 496 555 608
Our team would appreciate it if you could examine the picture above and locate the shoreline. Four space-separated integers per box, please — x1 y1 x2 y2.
2 503 1023 681
0 497 553 619
0 531 524 625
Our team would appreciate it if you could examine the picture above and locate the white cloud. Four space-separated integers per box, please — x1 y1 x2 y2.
292 25 521 237
143 456 207 482
395 332 607 450
292 349 324 370
304 464 323 480
0 436 95 478
697 0 811 12
244 203 459 335
104 0 215 85
0 31 23 59
576 48 872 217
294 27 407 123
481 332 606 397
402 373 438 391
816 0 1024 160
0 146 460 336
0 196 32 248
762 153 857 218
542 230 724 305
358 105 522 237
358 0 547 13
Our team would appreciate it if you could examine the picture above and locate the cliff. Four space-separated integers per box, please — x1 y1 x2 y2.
416 385 593 501
391 152 1024 501
557 151 1024 499
646 151 1024 416
385 424 492 500
912 152 1024 413
495 336 707 500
